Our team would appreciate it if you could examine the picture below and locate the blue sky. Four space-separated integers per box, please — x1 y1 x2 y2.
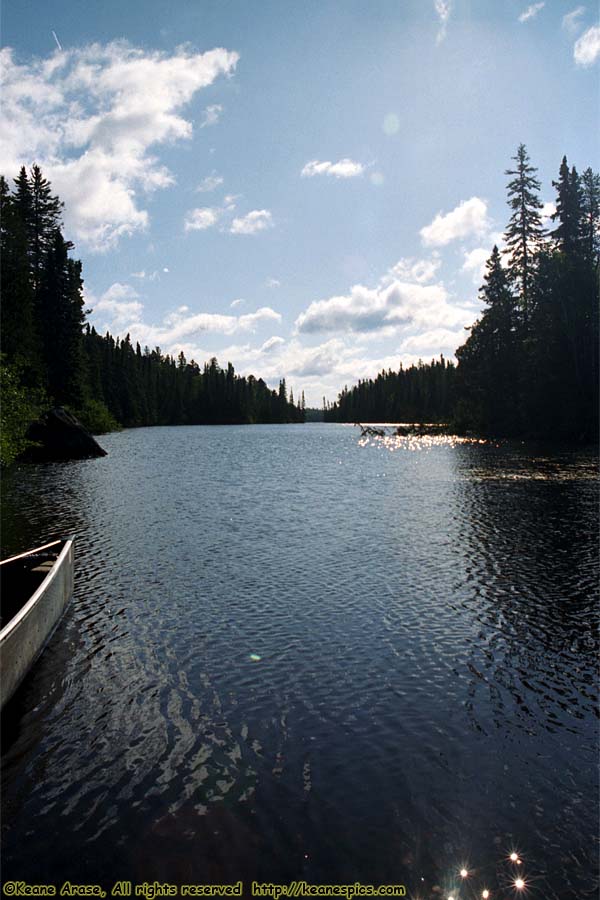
1 0 598 404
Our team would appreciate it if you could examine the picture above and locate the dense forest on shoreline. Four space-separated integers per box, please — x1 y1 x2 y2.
326 146 599 442
1 146 598 465
0 167 303 464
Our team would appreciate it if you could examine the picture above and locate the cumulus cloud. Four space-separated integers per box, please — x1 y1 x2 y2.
184 207 221 231
89 285 281 347
562 6 586 33
541 200 557 228
420 197 490 247
387 256 441 284
0 42 239 250
200 104 223 127
434 0 452 43
260 336 286 353
518 3 545 23
90 282 144 325
230 209 273 235
574 25 600 66
301 158 365 179
196 172 224 192
266 277 281 288
295 276 471 337
461 247 490 284
400 327 467 356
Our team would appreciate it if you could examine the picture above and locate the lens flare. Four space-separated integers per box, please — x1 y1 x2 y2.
510 852 519 862
482 891 490 899
514 877 526 890
460 868 469 878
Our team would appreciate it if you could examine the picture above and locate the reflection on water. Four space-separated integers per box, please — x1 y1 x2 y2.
1 424 598 899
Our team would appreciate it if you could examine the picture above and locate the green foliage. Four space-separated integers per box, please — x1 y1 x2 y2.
70 398 121 435
325 356 456 423
456 148 599 441
0 357 47 467
0 165 304 455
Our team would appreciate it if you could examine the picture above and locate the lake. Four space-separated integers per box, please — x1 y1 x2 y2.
1 424 598 899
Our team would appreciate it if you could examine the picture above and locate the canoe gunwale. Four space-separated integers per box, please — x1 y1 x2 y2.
0 538 74 645
0 539 64 568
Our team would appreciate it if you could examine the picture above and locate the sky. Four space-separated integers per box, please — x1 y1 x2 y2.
1 0 598 405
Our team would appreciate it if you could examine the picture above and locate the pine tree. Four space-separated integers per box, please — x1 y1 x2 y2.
551 157 584 258
580 167 600 264
39 230 86 406
29 165 63 293
504 144 545 325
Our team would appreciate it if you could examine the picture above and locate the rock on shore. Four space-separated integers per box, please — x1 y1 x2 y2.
24 407 108 461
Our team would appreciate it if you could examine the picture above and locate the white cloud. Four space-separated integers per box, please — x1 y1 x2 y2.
230 298 245 308
301 158 365 179
562 6 586 33
434 0 452 43
462 247 490 283
260 336 285 353
518 2 545 23
266 278 281 288
541 200 556 228
420 197 490 247
89 286 281 347
295 276 471 337
0 42 239 250
387 256 441 284
400 327 467 356
200 104 223 127
184 207 221 231
574 25 600 66
90 282 144 325
230 209 273 235
196 172 224 192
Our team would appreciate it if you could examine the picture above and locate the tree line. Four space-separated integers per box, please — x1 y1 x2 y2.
0 167 303 463
324 356 456 423
326 146 599 441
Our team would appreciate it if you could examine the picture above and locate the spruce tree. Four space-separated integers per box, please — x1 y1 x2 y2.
504 144 545 326
580 167 600 264
551 157 584 258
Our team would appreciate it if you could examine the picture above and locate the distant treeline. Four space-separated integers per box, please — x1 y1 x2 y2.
0 167 303 463
326 146 599 441
324 356 455 423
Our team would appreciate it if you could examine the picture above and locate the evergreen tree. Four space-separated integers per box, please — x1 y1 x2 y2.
551 157 584 258
504 144 545 325
580 167 600 264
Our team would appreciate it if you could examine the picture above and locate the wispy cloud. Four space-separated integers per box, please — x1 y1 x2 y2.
230 209 273 235
434 0 452 43
200 104 223 128
89 282 144 325
0 43 239 250
518 2 545 23
196 172 224 193
574 24 600 66
420 197 490 247
562 6 586 33
89 285 282 345
184 207 221 232
301 158 365 179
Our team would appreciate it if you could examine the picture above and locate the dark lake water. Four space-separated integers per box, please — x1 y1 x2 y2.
1 424 598 899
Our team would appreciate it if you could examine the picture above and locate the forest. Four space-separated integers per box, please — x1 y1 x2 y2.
326 146 599 441
0 166 304 464
1 146 598 465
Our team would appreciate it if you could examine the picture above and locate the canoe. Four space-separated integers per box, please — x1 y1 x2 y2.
0 537 74 710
